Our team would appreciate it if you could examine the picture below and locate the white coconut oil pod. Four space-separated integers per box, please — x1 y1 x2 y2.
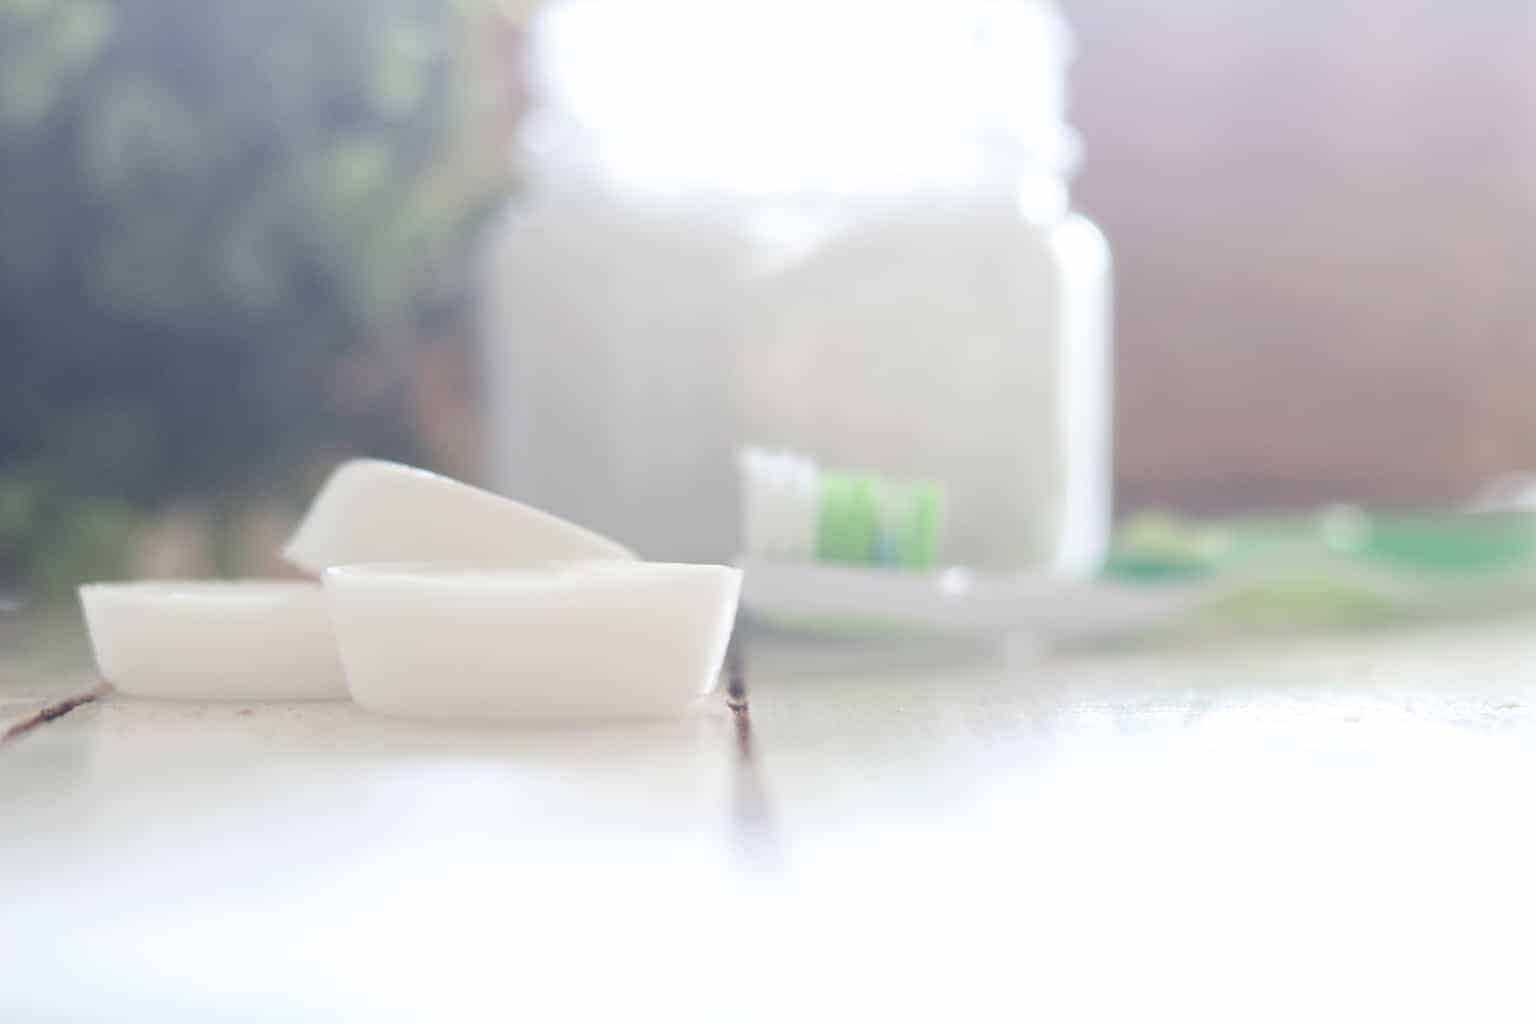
323 561 741 722
283 459 634 575
79 581 347 700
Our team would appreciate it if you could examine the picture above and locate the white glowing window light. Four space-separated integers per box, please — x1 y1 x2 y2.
523 0 1077 197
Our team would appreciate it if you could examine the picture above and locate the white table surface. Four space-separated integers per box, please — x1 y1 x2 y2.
6 609 1536 1021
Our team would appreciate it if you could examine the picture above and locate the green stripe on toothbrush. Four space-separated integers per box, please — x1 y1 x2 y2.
816 473 881 565
900 483 943 571
815 472 944 570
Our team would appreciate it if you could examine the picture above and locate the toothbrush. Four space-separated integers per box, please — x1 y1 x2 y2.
739 447 944 570
1106 504 1536 584
1089 505 1536 631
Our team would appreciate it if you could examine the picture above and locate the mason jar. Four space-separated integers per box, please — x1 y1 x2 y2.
484 0 1111 576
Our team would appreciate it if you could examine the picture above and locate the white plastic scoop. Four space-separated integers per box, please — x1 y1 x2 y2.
79 581 347 700
323 562 741 722
283 459 634 575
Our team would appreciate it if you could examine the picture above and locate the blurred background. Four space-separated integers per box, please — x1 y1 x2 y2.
3 0 1534 599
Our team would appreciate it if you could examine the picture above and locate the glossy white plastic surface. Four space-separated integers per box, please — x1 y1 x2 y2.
324 562 741 722
283 460 634 575
78 582 347 700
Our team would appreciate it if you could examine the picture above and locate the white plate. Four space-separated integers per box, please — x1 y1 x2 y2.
739 556 1536 638
738 558 1189 637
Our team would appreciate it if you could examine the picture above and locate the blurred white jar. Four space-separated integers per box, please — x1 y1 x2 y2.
484 0 1111 574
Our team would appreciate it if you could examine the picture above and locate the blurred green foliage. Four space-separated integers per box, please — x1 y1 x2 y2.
0 0 502 594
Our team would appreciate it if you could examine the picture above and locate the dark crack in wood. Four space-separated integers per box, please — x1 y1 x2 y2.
1 684 109 744
723 621 780 871
724 623 749 712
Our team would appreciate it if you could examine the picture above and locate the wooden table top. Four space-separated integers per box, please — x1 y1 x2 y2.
5 609 1536 1021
